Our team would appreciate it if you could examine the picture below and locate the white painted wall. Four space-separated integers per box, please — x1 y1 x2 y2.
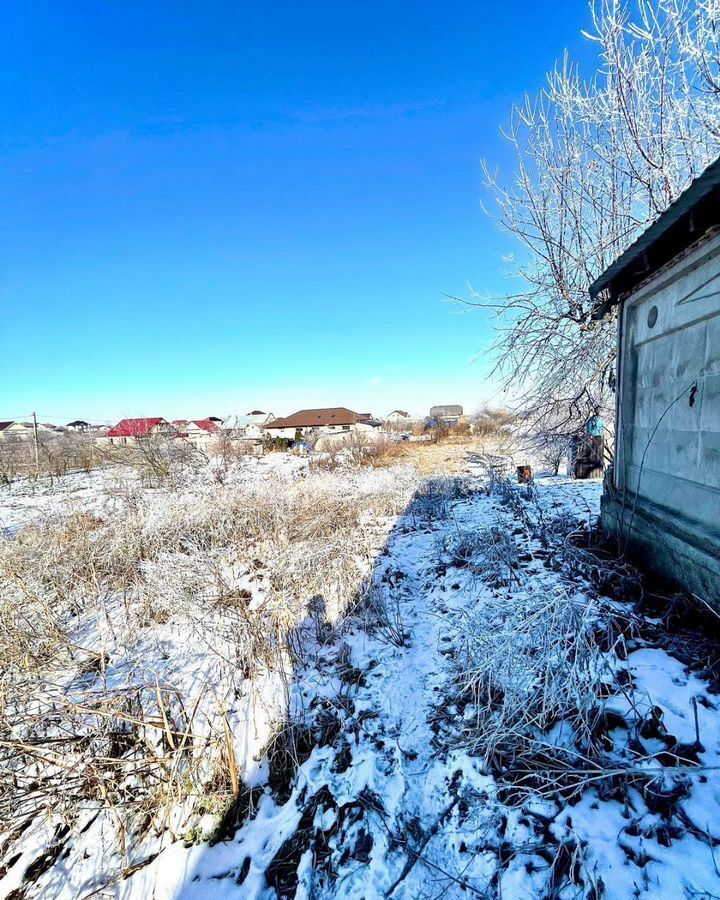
265 421 379 440
314 430 388 452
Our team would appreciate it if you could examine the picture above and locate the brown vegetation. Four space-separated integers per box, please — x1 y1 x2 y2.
0 460 420 856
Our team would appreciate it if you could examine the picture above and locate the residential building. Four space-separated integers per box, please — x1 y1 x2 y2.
106 417 170 445
221 412 276 440
0 421 31 441
429 405 464 422
264 408 381 440
172 419 220 444
590 155 720 607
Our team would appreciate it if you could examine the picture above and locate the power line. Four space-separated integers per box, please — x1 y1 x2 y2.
30 414 113 423
0 413 113 425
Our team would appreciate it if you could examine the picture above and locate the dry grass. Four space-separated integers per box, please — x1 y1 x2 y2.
0 459 420 854
388 437 482 476
442 471 664 807
450 585 612 777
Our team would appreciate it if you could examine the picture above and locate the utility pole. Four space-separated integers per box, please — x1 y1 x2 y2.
32 411 40 476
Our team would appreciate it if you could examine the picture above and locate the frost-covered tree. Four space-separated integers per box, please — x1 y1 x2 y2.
473 0 720 439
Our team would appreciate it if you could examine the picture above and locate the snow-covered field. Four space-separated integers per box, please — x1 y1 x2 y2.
1 453 719 899
0 467 115 537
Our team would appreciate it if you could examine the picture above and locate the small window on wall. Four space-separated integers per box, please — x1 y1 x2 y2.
342 426 350 432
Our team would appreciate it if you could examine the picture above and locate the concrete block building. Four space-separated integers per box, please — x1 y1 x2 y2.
590 157 720 606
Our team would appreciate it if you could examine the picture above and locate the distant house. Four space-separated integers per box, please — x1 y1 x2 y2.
222 412 275 440
67 420 90 432
106 417 169 445
384 409 423 433
172 419 220 443
0 421 66 441
0 421 31 442
264 408 381 440
429 405 464 423
590 155 720 607
194 419 219 434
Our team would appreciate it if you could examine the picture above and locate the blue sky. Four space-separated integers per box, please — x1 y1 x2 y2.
1 1 594 422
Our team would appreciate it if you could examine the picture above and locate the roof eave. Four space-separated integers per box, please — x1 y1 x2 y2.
589 156 720 318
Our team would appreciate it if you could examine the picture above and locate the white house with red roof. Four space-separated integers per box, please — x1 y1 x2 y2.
105 417 169 445
172 419 220 445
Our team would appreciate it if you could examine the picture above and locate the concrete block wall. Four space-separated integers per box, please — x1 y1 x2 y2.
607 231 720 605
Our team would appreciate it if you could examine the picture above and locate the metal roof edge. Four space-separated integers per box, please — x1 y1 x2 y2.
589 156 720 314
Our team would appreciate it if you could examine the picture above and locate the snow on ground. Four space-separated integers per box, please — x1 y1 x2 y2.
0 454 311 536
2 453 720 899
0 467 116 536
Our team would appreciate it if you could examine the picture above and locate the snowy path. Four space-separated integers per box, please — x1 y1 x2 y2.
145 472 608 899
122 476 501 899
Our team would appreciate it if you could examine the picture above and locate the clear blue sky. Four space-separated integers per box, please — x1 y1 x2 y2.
1 1 594 422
